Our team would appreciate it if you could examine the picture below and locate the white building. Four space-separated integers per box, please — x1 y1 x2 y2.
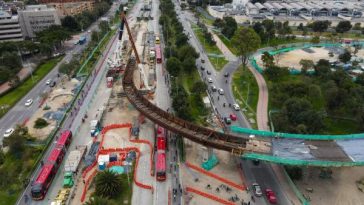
0 10 23 42
18 5 60 38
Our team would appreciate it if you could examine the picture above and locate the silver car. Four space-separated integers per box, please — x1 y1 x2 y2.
252 183 263 197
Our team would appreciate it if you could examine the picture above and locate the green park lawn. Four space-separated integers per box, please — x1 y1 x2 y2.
0 57 62 118
191 24 228 71
232 66 259 128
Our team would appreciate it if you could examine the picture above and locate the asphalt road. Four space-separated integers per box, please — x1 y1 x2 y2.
0 3 120 143
174 4 293 205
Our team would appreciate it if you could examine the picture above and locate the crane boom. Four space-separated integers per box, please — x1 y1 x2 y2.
119 11 140 64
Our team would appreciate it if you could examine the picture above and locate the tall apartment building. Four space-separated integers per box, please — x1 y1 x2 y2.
18 5 61 38
0 10 23 42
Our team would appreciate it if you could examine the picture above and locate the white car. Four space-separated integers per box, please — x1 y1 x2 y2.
252 183 263 197
25 99 33 106
87 30 91 33
4 128 14 137
233 103 240 111
218 88 224 95
207 78 213 83
46 79 52 85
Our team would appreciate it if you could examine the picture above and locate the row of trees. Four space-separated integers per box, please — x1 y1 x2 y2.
299 20 353 34
160 0 206 122
252 20 292 45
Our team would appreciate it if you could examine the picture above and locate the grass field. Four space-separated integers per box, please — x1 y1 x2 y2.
191 24 228 71
0 57 62 118
232 66 259 128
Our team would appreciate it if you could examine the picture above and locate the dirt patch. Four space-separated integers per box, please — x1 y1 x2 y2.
27 77 80 140
181 139 249 205
295 167 364 205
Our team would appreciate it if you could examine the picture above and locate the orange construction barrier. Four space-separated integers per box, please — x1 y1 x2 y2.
81 169 98 202
185 187 235 205
186 162 245 191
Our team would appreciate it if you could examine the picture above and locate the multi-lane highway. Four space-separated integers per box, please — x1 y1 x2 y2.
172 2 292 205
0 2 120 143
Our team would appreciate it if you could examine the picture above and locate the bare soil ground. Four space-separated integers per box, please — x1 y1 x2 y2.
27 77 80 140
295 167 364 205
182 139 249 205
256 47 336 70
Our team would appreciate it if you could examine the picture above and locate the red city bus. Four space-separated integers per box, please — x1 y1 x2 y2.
156 45 162 64
31 164 57 200
47 147 65 166
156 153 166 181
157 125 165 135
157 136 166 151
57 130 72 148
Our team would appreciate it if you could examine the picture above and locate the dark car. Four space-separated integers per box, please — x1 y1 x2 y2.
224 72 229 77
206 70 211 75
201 66 205 70
50 81 56 87
201 59 205 63
224 117 231 124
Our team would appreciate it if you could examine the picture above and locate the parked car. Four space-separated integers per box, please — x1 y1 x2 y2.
207 78 213 83
266 188 277 204
232 103 240 111
252 183 263 197
25 99 33 107
3 128 14 137
230 114 237 121
218 88 224 95
224 117 231 124
211 85 217 92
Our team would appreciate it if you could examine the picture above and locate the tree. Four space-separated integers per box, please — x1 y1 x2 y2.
175 33 188 47
221 17 237 39
91 31 100 42
3 126 28 158
310 36 320 44
231 27 261 65
191 81 207 95
308 20 331 33
166 57 182 76
95 170 122 198
177 45 199 61
34 118 49 129
297 23 304 31
61 16 79 31
99 21 110 34
264 65 289 81
353 22 361 30
315 59 331 77
8 76 20 88
356 72 364 86
85 196 112 205
299 59 314 73
181 57 195 73
338 50 352 63
336 21 352 33
261 51 274 68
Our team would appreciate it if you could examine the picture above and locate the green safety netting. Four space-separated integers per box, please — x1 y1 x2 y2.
231 126 364 140
242 153 364 167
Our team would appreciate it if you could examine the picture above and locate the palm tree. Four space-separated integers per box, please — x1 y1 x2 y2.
84 196 111 205
95 170 123 198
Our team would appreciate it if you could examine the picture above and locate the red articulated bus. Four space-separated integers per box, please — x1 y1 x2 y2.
31 130 72 200
156 153 166 181
157 135 166 151
156 45 162 64
56 130 72 148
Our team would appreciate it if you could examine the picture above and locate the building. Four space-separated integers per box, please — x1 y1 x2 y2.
18 5 61 38
47 1 95 17
0 10 23 42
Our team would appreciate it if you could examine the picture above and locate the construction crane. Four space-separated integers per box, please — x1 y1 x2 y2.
119 10 151 91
